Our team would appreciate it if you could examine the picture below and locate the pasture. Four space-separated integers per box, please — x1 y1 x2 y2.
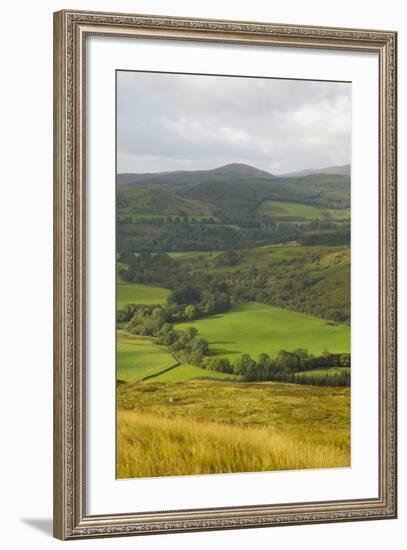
117 331 177 382
117 281 170 309
117 330 238 382
155 364 236 381
295 367 351 379
258 200 350 221
176 302 350 361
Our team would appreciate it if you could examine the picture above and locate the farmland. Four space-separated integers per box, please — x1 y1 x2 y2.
176 302 349 360
258 200 350 222
117 331 177 382
295 367 351 379
117 281 170 309
117 331 237 382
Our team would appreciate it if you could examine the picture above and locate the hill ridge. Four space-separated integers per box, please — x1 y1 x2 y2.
117 162 350 186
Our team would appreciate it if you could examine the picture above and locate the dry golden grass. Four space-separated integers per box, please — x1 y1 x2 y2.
117 409 350 479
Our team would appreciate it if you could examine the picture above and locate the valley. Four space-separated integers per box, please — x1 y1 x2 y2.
115 163 351 478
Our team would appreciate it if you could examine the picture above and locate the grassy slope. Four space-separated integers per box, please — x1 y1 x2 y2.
117 410 349 478
156 364 237 381
176 302 350 360
258 200 350 221
117 281 170 309
117 332 177 382
118 186 213 219
117 380 350 478
117 331 235 382
169 243 350 323
118 380 350 440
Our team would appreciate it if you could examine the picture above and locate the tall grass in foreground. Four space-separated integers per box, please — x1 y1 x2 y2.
117 410 350 479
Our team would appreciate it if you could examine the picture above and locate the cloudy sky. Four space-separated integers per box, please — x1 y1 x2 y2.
117 70 351 175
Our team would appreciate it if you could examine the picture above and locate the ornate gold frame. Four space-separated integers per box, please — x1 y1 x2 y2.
53 9 397 540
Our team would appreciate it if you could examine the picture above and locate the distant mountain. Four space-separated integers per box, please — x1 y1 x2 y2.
117 163 275 187
208 163 274 179
117 162 351 187
117 162 350 223
280 164 350 178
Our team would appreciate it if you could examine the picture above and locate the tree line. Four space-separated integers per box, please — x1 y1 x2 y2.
117 219 308 255
118 282 231 326
202 348 350 386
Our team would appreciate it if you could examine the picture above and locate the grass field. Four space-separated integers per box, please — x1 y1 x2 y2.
117 332 177 382
117 330 238 382
117 281 170 309
117 380 350 478
176 302 350 360
155 364 237 381
258 200 350 221
295 367 351 379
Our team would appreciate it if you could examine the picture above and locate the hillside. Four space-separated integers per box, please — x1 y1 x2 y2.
117 381 350 478
280 164 350 178
117 164 350 240
117 163 350 211
117 162 275 186
117 162 351 323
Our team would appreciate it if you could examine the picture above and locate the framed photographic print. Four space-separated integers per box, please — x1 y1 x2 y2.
53 10 397 540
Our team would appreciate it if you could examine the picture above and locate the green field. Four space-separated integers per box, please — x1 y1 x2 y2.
117 332 177 382
295 367 351 379
117 331 237 382
156 364 237 381
117 281 170 309
176 302 350 360
118 185 213 219
258 200 350 221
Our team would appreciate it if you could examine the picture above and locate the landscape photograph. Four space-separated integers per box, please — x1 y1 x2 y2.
115 70 351 479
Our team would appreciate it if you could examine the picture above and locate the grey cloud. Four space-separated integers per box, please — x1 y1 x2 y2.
117 71 351 174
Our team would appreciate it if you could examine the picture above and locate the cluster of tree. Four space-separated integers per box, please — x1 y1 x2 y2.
118 289 231 331
161 326 209 365
179 176 350 222
117 220 302 254
164 216 218 225
288 371 350 387
300 229 350 246
118 215 220 225
203 349 351 386
124 305 209 365
168 283 231 319
118 253 232 320
117 303 140 323
118 247 350 325
220 254 350 324
126 305 169 337
213 249 241 267
119 252 179 287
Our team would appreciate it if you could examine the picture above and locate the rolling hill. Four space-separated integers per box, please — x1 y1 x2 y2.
117 163 350 228
280 164 350 178
117 162 275 186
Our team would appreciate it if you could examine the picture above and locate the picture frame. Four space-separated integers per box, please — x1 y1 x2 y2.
53 9 397 540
